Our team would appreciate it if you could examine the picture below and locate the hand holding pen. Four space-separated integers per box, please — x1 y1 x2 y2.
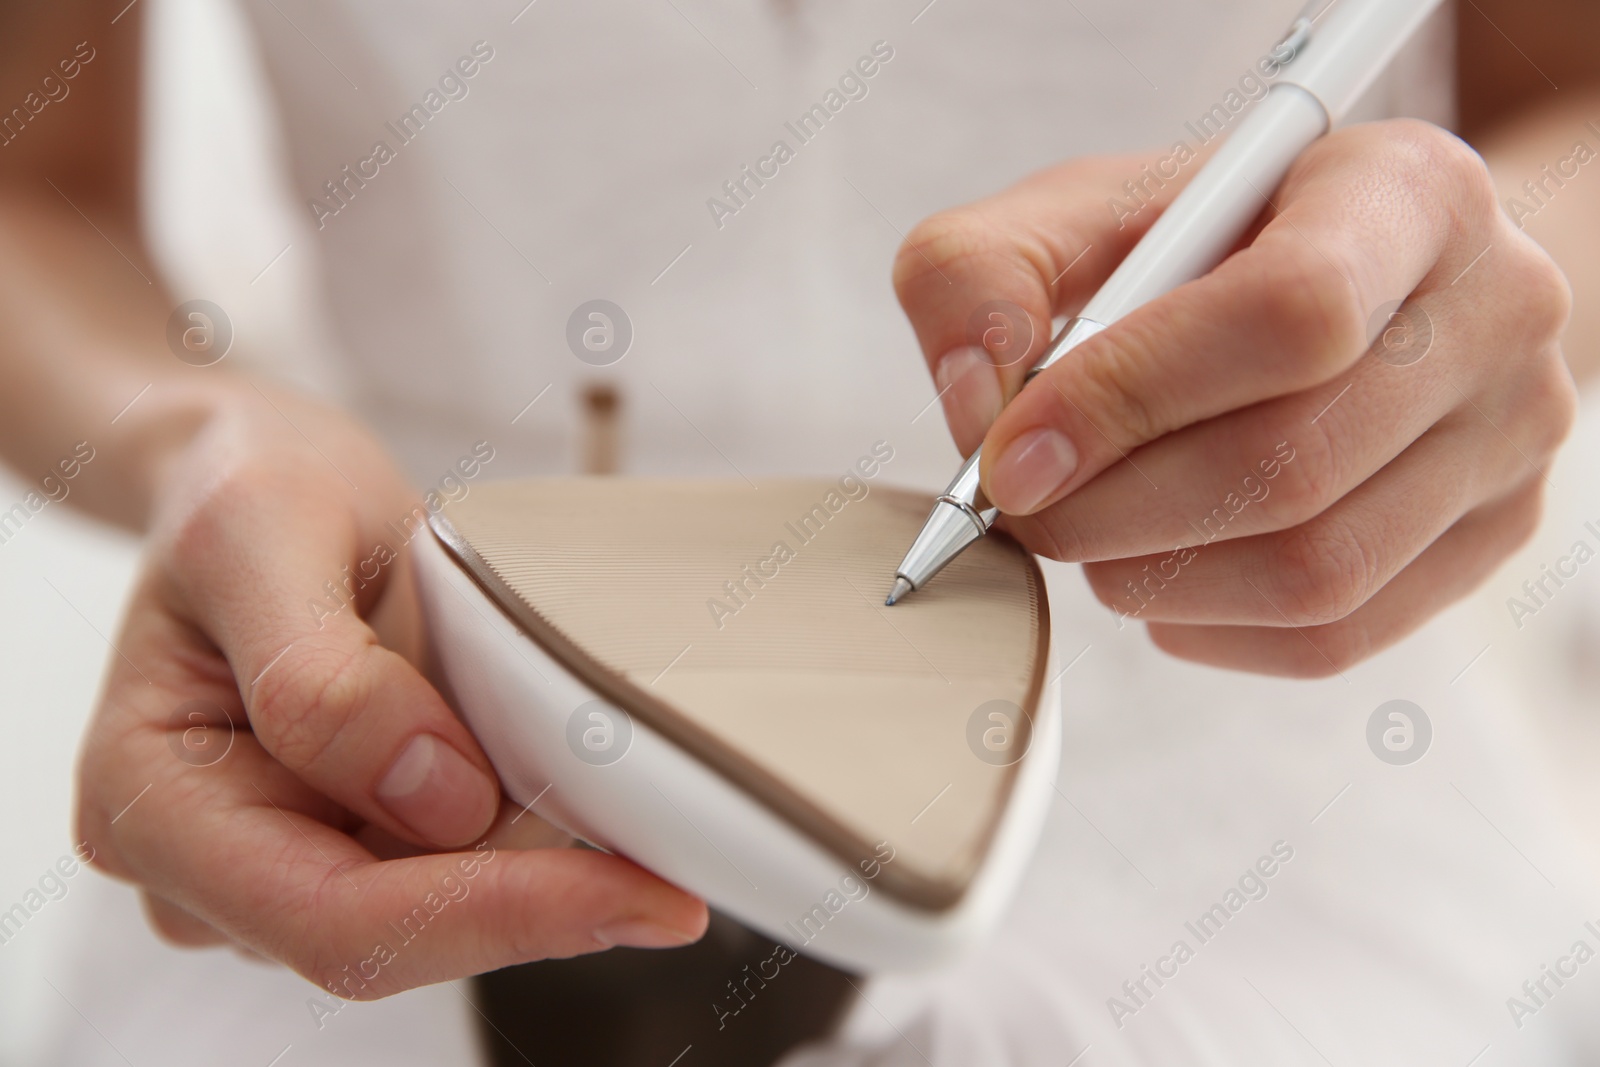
888 0 1576 676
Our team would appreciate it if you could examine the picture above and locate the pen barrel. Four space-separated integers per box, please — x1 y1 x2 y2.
1080 83 1327 326
1280 0 1447 122
1077 0 1445 328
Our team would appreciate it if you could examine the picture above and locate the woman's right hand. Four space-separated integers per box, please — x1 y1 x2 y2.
73 386 707 998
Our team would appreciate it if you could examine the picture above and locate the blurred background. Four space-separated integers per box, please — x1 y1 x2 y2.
5 0 1600 1063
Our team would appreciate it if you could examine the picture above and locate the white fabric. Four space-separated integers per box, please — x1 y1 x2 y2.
15 0 1600 1064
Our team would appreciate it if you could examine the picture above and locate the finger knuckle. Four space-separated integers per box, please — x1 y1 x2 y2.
1069 333 1163 444
893 209 989 299
141 895 214 947
1249 249 1367 376
144 913 191 947
1487 348 1580 468
74 732 136 880
251 643 371 773
1522 360 1581 459
1500 478 1549 553
1382 119 1497 218
1270 517 1380 627
302 958 383 1002
1252 423 1341 529
74 821 123 881
1508 241 1574 340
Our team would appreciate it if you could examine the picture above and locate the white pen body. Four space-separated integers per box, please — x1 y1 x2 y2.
1067 0 1447 341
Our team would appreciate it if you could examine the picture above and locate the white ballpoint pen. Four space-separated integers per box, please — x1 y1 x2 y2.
886 0 1446 606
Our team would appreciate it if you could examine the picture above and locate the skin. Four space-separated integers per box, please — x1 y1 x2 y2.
0 0 1593 996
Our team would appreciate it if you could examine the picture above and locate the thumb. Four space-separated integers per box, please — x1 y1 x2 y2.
165 467 499 848
892 153 1185 455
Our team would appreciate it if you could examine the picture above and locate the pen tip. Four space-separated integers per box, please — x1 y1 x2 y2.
885 576 914 607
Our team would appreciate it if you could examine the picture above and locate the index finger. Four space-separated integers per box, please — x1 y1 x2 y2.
892 155 1176 454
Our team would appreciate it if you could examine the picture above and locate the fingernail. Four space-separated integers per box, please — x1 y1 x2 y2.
377 734 496 846
592 919 699 950
988 428 1078 514
935 346 1004 453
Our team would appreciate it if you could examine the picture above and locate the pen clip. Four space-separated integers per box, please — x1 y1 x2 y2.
1271 16 1316 68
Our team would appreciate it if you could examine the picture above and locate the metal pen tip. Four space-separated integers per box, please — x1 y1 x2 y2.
885 576 914 606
